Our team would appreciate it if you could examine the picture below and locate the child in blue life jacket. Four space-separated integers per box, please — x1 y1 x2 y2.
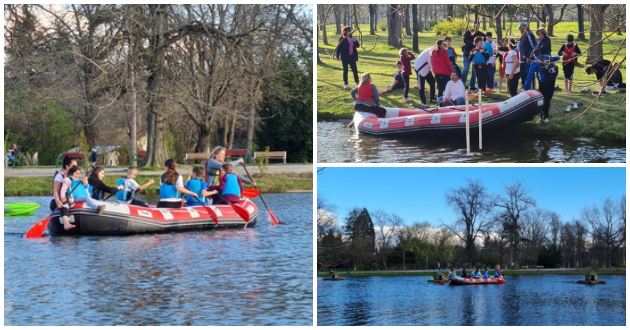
185 166 218 206
59 166 106 230
217 164 244 203
116 166 155 207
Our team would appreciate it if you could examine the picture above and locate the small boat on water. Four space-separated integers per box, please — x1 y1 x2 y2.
4 201 40 216
449 276 505 285
47 199 259 236
355 90 544 135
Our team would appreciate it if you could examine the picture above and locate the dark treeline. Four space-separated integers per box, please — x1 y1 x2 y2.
4 4 313 166
317 179 626 272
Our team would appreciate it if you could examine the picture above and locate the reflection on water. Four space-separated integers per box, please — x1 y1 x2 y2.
317 121 626 163
317 275 626 326
4 195 313 326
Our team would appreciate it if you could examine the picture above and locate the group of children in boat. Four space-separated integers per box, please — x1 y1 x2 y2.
52 145 253 230
448 265 503 279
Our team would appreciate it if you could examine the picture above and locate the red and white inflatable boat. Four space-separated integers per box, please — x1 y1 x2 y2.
355 90 544 135
449 276 506 285
47 199 259 236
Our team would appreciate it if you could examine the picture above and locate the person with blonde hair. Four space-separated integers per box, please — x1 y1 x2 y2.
348 72 387 127
205 146 254 187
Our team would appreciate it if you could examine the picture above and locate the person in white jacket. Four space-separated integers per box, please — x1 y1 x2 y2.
413 46 437 107
437 71 466 106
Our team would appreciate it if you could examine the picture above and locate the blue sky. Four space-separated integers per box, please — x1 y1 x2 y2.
317 167 626 227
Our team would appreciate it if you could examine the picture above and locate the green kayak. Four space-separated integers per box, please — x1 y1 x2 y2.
4 201 40 216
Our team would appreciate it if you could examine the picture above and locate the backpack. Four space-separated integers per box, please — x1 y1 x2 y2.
539 59 559 80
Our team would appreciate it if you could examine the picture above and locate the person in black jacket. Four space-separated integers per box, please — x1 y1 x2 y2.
461 22 486 89
336 26 360 90
534 28 552 57
518 23 537 89
88 166 123 200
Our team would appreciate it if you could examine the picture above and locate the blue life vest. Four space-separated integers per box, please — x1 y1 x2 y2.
483 41 494 59
159 177 181 199
87 185 103 200
220 173 240 197
185 178 207 206
473 50 486 64
483 271 489 278
116 178 135 201
68 179 88 199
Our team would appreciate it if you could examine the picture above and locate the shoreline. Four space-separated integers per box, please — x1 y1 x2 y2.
317 268 626 277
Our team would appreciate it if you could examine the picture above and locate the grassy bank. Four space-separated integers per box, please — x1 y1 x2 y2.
317 268 626 277
4 171 312 197
317 22 626 141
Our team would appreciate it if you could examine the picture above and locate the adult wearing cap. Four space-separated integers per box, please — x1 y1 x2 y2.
518 23 537 90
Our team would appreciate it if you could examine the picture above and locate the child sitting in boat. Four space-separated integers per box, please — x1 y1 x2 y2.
60 166 106 230
88 167 123 200
494 265 502 278
217 163 244 204
116 166 155 207
483 268 490 278
471 268 481 278
185 166 218 206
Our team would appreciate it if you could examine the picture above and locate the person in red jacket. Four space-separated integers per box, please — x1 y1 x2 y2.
399 48 416 102
430 40 453 98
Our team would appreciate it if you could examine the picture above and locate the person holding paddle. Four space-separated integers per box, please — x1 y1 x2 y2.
185 166 218 206
59 166 106 230
205 146 254 188
158 159 198 208
216 164 245 204
88 167 123 200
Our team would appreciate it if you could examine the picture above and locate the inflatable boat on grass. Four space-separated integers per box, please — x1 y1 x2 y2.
47 199 259 236
355 90 544 135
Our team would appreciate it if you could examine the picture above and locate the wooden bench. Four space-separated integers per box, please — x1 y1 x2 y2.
225 149 250 163
56 152 85 166
184 153 210 165
253 151 287 164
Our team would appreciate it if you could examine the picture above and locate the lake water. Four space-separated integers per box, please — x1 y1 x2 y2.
4 194 313 326
317 275 626 326
317 121 626 163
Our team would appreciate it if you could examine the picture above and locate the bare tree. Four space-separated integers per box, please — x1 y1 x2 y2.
386 5 402 47
494 180 537 267
372 210 404 270
581 197 626 268
443 179 493 265
585 4 610 63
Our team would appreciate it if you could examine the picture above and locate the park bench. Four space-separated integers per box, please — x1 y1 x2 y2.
130 151 147 166
184 153 210 165
56 152 85 166
225 149 250 164
253 151 287 164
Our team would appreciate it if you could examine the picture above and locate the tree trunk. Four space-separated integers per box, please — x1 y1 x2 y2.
320 5 328 44
334 5 342 34
387 5 402 47
404 5 411 36
447 4 454 19
412 5 419 53
493 5 503 41
128 62 137 164
369 5 376 35
545 5 554 36
577 5 586 41
586 5 609 63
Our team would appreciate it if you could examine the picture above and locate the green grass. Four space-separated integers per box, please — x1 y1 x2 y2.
317 23 626 141
4 172 313 197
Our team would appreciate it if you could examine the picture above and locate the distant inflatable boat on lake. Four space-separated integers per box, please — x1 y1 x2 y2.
449 276 505 285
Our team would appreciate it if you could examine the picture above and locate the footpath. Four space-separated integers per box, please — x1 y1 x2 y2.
4 164 313 178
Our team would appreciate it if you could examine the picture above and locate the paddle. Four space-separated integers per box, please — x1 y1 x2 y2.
193 196 218 225
240 163 280 225
23 214 52 239
217 195 250 223
241 189 260 198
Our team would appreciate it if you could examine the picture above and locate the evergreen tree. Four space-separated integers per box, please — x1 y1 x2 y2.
344 207 376 267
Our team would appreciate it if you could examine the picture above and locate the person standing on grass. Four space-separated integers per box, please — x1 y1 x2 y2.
497 38 509 93
336 26 359 90
518 23 536 90
484 32 498 93
558 34 581 95
468 37 490 95
399 48 416 103
462 22 486 90
524 48 561 124
414 46 437 107
503 39 521 97
431 40 453 98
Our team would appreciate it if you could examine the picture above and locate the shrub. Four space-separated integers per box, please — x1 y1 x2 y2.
378 21 387 32
432 17 467 36
371 262 380 271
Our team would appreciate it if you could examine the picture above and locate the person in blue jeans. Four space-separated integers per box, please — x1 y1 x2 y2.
462 22 485 90
518 22 536 90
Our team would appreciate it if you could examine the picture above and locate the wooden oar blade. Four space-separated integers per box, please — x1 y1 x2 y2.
24 215 51 239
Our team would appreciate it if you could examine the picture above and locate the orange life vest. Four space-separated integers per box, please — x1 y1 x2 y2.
356 84 373 102
562 43 577 63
